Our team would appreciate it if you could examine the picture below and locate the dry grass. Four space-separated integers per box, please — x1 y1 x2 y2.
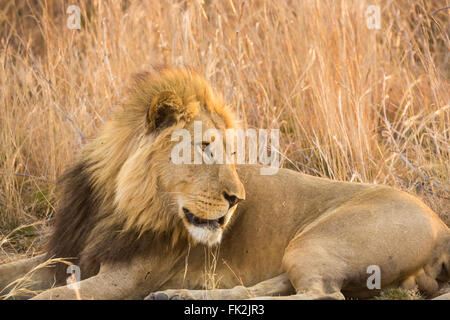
0 0 448 267
375 288 423 300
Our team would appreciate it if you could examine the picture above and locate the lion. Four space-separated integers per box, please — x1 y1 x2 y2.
0 68 449 300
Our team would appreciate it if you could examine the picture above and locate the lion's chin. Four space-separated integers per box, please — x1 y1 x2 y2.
185 224 223 246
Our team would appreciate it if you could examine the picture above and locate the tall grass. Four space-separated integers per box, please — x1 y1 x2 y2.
0 0 448 257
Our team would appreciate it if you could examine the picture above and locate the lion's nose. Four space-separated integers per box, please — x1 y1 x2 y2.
222 192 241 208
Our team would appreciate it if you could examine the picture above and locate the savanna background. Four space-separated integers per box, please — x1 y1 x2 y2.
0 0 448 299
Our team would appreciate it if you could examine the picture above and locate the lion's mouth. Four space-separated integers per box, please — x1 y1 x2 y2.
183 208 225 229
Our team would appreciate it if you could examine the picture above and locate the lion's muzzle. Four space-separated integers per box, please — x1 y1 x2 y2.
183 207 225 229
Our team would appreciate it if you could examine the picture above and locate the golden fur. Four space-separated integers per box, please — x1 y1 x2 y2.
0 68 449 300
88 68 233 236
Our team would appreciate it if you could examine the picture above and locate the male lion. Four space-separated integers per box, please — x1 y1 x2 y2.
0 68 449 300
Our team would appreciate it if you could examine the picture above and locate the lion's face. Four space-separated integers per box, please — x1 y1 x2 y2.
111 70 245 246
158 110 246 246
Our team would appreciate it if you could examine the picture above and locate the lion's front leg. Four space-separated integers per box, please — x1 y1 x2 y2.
0 254 55 297
32 255 160 300
30 254 177 300
145 273 294 300
31 263 147 300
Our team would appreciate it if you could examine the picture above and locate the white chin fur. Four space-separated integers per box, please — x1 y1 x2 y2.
186 224 223 246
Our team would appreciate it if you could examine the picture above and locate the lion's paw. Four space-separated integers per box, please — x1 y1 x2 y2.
145 289 192 300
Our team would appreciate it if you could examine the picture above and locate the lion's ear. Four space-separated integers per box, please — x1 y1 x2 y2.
147 91 183 132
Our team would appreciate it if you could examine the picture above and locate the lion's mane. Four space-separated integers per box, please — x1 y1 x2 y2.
46 68 234 279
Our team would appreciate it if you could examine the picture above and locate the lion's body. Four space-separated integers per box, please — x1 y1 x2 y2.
0 69 449 300
156 166 450 299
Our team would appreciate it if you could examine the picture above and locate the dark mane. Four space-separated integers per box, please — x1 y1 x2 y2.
45 161 99 280
45 161 169 282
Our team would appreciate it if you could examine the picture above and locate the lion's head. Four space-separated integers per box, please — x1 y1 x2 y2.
47 68 248 279
80 68 245 250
